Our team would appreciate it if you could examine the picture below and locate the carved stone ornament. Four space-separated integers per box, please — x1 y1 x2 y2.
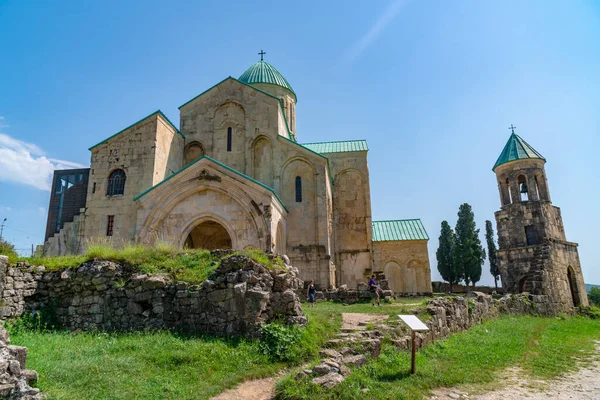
263 205 272 219
197 169 221 182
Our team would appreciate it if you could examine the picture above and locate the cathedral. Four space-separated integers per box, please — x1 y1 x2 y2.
43 56 432 292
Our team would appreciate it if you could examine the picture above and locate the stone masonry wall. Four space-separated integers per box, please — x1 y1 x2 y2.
0 255 306 337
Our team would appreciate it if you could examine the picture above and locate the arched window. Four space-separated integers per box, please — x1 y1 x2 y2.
295 176 302 202
227 127 232 152
107 169 126 196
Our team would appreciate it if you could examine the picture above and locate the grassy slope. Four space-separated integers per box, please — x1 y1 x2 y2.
9 303 340 400
276 315 600 400
5 245 284 284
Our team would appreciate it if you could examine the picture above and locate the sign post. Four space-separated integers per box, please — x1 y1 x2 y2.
398 314 429 374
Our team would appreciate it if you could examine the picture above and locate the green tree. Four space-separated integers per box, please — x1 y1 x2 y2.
436 220 460 292
485 220 501 291
0 239 18 262
589 286 600 306
454 203 486 288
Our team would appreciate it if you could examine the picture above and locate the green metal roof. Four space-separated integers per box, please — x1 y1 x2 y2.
89 110 183 151
493 133 546 171
238 60 296 97
372 219 429 241
133 155 287 212
302 140 368 154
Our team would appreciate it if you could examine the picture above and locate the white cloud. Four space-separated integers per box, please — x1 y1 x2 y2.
38 207 46 216
345 0 409 63
0 124 86 191
0 206 12 213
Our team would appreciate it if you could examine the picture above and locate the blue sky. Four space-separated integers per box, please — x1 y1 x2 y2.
1 0 598 285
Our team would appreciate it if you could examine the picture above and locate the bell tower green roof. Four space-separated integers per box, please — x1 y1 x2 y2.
238 60 295 97
493 132 546 171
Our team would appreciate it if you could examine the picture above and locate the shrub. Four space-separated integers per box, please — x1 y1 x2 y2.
259 322 302 362
5 307 60 335
0 239 18 263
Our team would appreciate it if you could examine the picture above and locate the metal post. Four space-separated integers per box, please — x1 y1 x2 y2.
411 330 416 374
0 218 6 241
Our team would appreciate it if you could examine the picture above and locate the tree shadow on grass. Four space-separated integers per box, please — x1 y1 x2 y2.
376 370 413 382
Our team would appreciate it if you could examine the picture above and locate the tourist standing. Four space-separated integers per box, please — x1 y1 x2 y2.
369 275 381 307
307 280 316 307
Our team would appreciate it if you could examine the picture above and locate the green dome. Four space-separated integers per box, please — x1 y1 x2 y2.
493 133 546 171
239 60 296 97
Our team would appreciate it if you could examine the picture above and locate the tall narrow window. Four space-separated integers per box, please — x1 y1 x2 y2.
525 225 536 246
92 182 96 194
106 215 114 236
295 176 302 202
107 169 126 196
227 127 232 152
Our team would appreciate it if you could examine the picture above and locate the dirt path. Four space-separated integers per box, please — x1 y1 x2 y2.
210 376 277 400
432 343 600 400
212 313 388 399
341 313 389 331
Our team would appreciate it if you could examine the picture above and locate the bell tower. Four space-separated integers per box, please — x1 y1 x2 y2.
492 126 588 312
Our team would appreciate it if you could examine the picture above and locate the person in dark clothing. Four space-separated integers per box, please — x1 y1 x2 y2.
307 280 316 307
369 275 381 307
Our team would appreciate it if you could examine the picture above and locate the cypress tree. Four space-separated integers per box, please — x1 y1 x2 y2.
436 220 460 292
454 203 486 288
485 220 500 291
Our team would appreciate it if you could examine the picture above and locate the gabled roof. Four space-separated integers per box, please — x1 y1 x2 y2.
493 133 546 171
133 155 287 212
238 60 296 99
372 219 429 241
302 140 368 154
89 110 183 151
178 76 294 141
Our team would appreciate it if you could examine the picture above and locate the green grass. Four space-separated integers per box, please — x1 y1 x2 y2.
9 305 340 400
276 315 600 400
13 244 285 284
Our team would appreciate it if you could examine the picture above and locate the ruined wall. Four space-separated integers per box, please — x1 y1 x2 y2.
497 238 588 312
0 255 306 337
0 326 42 399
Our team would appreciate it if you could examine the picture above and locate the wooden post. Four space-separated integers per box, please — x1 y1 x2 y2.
411 330 416 374
399 314 428 375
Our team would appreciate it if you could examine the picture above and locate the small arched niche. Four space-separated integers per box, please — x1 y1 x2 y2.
184 142 205 165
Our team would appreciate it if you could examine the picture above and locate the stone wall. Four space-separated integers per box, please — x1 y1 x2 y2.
0 255 306 337
431 281 502 294
372 240 432 294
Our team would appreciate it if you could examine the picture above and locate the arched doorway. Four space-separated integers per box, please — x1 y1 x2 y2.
184 220 232 250
567 266 580 306
519 276 528 293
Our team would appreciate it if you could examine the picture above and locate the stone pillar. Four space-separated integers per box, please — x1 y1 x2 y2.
527 173 539 201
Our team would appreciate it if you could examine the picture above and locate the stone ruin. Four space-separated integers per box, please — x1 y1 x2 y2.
302 291 555 388
0 253 306 336
0 326 41 399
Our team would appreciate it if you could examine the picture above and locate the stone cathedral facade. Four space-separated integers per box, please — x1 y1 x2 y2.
43 58 432 293
493 131 588 312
